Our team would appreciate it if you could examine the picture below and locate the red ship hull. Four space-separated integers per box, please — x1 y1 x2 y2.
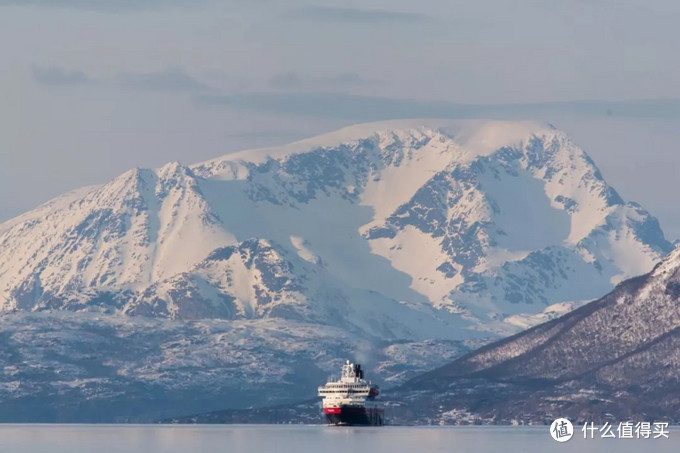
324 405 385 426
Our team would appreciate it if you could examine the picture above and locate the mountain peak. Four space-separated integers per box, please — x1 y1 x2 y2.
156 160 186 177
195 119 560 172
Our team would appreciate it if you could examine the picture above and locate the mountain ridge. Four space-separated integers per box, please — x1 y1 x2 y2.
384 246 680 424
1 120 669 328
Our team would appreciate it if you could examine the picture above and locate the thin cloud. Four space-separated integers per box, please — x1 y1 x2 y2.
269 72 381 91
32 64 215 94
116 68 214 93
0 0 206 12
287 6 429 24
196 92 680 121
197 92 469 120
31 65 93 86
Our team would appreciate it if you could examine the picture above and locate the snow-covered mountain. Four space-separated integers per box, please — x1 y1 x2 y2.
0 119 669 335
0 119 671 420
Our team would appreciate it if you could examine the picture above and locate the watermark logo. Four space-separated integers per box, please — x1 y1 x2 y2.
550 418 574 442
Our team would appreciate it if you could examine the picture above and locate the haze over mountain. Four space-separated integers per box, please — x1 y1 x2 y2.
0 119 671 421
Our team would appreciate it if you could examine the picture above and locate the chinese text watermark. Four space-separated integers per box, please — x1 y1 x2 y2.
550 419 670 442
582 421 669 439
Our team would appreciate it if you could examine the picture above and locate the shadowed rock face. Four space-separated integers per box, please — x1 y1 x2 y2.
123 239 303 320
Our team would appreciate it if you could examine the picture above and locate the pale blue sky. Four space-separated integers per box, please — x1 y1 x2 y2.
2 0 680 236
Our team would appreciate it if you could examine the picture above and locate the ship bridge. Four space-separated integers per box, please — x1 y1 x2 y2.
318 360 380 398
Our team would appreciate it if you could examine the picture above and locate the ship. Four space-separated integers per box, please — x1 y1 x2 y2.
318 360 385 426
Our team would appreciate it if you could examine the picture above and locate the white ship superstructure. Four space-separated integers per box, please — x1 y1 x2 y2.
318 360 384 426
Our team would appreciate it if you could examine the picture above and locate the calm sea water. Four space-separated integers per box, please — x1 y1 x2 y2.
0 425 677 453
